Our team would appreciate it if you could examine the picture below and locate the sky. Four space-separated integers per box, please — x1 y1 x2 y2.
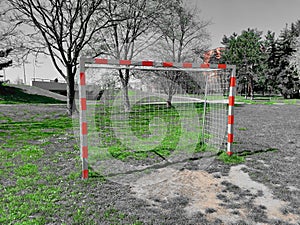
4 0 300 84
189 0 300 48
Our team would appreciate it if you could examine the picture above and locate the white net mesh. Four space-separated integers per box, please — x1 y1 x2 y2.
76 65 231 182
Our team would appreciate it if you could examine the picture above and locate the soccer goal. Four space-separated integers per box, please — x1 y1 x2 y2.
77 58 236 180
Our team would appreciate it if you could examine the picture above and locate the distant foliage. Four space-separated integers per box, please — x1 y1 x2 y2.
220 21 300 99
274 28 299 98
221 28 266 99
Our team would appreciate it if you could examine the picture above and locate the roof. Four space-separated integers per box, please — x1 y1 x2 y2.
203 47 225 64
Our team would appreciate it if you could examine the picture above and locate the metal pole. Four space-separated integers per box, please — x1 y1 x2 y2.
79 57 89 179
23 62 27 85
201 72 209 146
227 66 236 156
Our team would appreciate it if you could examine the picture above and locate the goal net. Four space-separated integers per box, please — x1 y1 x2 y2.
76 58 236 180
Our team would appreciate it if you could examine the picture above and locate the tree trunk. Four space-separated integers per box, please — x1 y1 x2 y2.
249 76 254 100
119 69 130 112
166 94 173 108
166 85 174 108
244 79 248 99
66 67 76 116
122 82 130 112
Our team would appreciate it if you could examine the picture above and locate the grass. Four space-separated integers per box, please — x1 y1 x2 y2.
0 117 73 143
0 113 74 224
0 90 246 223
0 84 65 104
93 101 216 161
218 151 245 164
0 104 147 224
235 95 300 105
103 208 142 224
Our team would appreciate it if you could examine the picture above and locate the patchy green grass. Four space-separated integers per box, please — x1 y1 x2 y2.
0 100 233 224
0 116 73 145
103 207 142 224
0 114 74 224
235 95 300 105
218 151 245 164
0 106 146 224
94 102 213 160
0 84 65 104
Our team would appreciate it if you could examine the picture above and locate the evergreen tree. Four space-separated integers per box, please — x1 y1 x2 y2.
274 25 299 98
263 31 279 95
221 28 266 99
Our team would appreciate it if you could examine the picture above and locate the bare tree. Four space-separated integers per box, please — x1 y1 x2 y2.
0 2 20 73
87 0 168 111
150 2 211 107
5 0 110 115
0 49 13 71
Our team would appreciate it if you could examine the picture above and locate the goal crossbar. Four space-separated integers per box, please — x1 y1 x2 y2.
79 57 236 179
82 57 235 70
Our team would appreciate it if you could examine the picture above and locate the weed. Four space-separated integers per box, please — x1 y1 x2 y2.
67 171 80 180
218 151 245 164
73 208 85 224
14 163 38 177
103 207 131 224
17 145 45 161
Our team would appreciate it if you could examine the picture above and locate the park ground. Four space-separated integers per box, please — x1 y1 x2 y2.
0 85 299 224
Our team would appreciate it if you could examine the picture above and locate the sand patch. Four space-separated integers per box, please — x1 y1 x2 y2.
130 165 299 224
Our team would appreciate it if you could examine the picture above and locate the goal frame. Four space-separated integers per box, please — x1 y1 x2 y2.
78 57 236 179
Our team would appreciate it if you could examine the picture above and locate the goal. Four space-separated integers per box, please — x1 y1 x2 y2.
77 58 236 179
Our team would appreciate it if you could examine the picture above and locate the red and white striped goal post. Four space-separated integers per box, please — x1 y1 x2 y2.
79 57 236 179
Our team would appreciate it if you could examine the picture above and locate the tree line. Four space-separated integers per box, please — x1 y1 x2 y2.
215 23 300 99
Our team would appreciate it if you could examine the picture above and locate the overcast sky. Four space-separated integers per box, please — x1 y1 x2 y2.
5 0 300 84
188 0 300 48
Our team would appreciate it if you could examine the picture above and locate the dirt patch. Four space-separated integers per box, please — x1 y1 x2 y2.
130 165 299 224
131 168 222 214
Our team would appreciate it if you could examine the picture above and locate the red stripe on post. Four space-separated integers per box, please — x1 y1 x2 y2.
82 170 88 179
81 122 87 135
218 64 227 69
200 63 210 68
82 146 88 158
80 72 86 86
228 133 234 143
228 96 235 106
227 151 233 156
230 77 236 87
142 61 154 66
119 59 131 65
80 98 87 111
183 62 192 68
163 62 173 67
228 115 234 125
95 58 108 64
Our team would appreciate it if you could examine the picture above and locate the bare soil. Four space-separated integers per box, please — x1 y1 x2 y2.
1 103 299 224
